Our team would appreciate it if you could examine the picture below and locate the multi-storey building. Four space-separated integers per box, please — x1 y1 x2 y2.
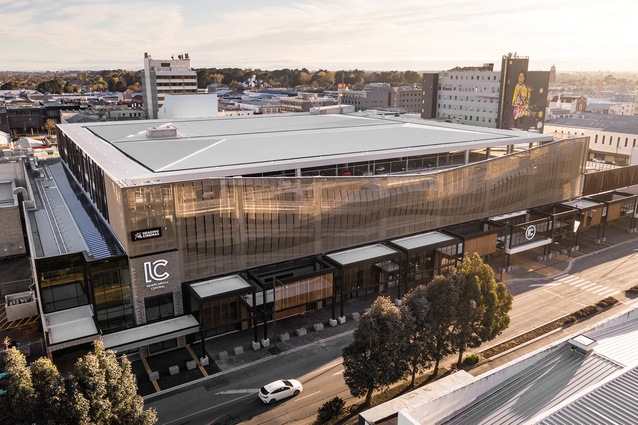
544 113 638 165
339 83 392 111
391 86 423 113
423 56 550 133
142 53 198 119
18 112 638 364
279 93 337 113
421 64 501 127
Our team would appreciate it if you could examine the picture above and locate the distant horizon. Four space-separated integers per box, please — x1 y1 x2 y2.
2 66 637 75
1 0 637 73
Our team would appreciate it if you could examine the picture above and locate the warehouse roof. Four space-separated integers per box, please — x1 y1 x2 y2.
57 113 551 185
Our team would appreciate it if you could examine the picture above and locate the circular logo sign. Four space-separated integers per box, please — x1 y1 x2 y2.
525 225 537 240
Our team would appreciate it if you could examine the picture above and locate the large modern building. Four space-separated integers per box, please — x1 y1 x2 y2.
421 63 500 127
422 55 551 133
141 53 198 119
18 111 638 361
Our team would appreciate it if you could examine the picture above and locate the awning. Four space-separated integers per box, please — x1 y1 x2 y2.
45 305 100 351
504 237 552 255
102 315 200 352
189 274 253 302
390 231 459 251
326 243 399 267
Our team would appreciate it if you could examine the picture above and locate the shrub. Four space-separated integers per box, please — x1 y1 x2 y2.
596 297 618 309
463 354 480 366
315 396 346 425
574 305 598 319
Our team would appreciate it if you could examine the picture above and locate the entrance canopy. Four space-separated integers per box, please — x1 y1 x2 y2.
389 231 460 253
45 305 99 352
326 243 400 267
188 274 254 302
102 315 200 352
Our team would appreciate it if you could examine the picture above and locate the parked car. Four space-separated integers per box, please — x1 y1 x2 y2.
258 379 303 404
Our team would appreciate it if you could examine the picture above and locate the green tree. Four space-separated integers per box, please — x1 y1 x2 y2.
1 80 21 90
44 118 57 136
342 296 407 406
30 357 71 425
401 285 433 386
69 339 157 425
1 338 36 424
404 71 421 86
423 275 458 377
452 253 513 367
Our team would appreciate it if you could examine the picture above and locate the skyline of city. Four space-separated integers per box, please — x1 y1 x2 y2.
1 0 637 73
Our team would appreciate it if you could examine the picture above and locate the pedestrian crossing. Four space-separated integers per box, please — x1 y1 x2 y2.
546 274 621 298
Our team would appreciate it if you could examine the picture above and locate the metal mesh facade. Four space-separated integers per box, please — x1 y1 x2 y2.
119 137 588 282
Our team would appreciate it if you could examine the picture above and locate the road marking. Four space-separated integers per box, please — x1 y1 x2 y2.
160 392 255 425
295 391 321 401
332 370 344 376
530 283 561 287
599 289 620 297
590 285 610 294
561 276 581 284
309 361 343 374
215 389 259 395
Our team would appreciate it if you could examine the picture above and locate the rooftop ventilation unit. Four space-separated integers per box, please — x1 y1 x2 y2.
146 124 177 139
568 334 597 354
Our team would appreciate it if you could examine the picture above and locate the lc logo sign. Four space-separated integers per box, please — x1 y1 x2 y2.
144 259 169 284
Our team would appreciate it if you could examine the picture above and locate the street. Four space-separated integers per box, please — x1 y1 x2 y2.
147 239 638 425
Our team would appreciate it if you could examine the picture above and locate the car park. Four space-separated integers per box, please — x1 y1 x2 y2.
258 379 303 404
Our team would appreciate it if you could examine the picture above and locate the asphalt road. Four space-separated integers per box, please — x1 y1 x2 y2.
147 239 638 425
147 333 353 425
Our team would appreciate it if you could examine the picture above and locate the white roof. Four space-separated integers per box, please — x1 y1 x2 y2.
57 114 551 185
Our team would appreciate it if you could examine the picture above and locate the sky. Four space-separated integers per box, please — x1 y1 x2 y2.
1 0 637 73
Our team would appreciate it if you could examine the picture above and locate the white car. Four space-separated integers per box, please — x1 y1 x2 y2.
258 379 303 404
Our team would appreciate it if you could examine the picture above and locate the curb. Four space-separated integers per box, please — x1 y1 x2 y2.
143 328 355 401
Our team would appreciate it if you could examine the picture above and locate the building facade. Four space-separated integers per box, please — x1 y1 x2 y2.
544 113 638 165
427 65 501 127
24 114 599 359
142 53 198 119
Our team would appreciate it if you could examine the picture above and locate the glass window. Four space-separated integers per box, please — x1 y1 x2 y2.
145 293 175 323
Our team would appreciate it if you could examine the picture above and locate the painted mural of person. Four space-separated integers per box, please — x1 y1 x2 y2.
512 70 530 125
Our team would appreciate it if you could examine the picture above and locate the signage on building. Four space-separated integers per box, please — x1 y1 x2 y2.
131 227 162 241
144 259 169 290
525 224 537 240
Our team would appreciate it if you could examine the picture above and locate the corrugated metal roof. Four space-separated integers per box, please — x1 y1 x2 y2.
443 347 622 425
48 162 125 259
538 367 638 425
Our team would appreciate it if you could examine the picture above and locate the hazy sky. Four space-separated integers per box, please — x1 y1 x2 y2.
2 0 636 73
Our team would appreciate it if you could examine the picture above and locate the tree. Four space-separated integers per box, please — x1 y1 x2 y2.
30 356 71 425
44 119 57 136
452 253 513 367
1 338 36 424
1 80 21 90
423 275 458 377
0 337 156 425
401 285 433 386
69 339 157 425
342 296 407 406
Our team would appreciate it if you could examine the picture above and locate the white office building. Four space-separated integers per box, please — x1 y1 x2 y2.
435 67 501 127
142 53 198 119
